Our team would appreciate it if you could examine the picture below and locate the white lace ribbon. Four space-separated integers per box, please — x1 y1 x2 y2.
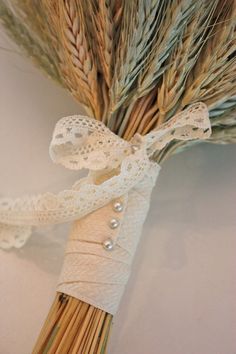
0 102 211 249
0 102 211 313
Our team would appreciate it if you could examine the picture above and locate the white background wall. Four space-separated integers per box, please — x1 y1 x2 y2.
0 33 236 354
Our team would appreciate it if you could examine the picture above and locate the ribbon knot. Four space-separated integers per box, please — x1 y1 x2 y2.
0 102 211 249
50 102 210 172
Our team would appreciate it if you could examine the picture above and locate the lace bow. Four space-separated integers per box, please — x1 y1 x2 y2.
0 102 211 249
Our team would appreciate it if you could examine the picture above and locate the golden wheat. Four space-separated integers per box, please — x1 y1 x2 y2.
1 1 236 353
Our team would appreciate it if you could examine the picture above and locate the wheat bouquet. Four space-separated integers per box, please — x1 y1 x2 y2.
0 0 236 353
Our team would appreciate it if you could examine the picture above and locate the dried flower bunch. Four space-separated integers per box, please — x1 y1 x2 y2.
1 0 236 353
1 0 235 159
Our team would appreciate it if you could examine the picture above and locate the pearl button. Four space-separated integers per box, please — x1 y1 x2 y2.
113 201 123 212
131 144 139 153
103 238 114 251
109 218 120 229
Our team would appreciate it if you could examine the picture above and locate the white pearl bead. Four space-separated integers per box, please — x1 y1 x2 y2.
131 144 139 153
103 238 114 251
113 201 123 212
109 218 120 229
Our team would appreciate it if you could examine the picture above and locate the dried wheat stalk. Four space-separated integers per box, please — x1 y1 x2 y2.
0 0 62 84
181 0 236 108
33 294 112 354
59 1 102 119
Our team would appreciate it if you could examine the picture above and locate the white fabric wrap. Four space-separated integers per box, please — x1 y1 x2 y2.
58 165 158 314
0 102 211 314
